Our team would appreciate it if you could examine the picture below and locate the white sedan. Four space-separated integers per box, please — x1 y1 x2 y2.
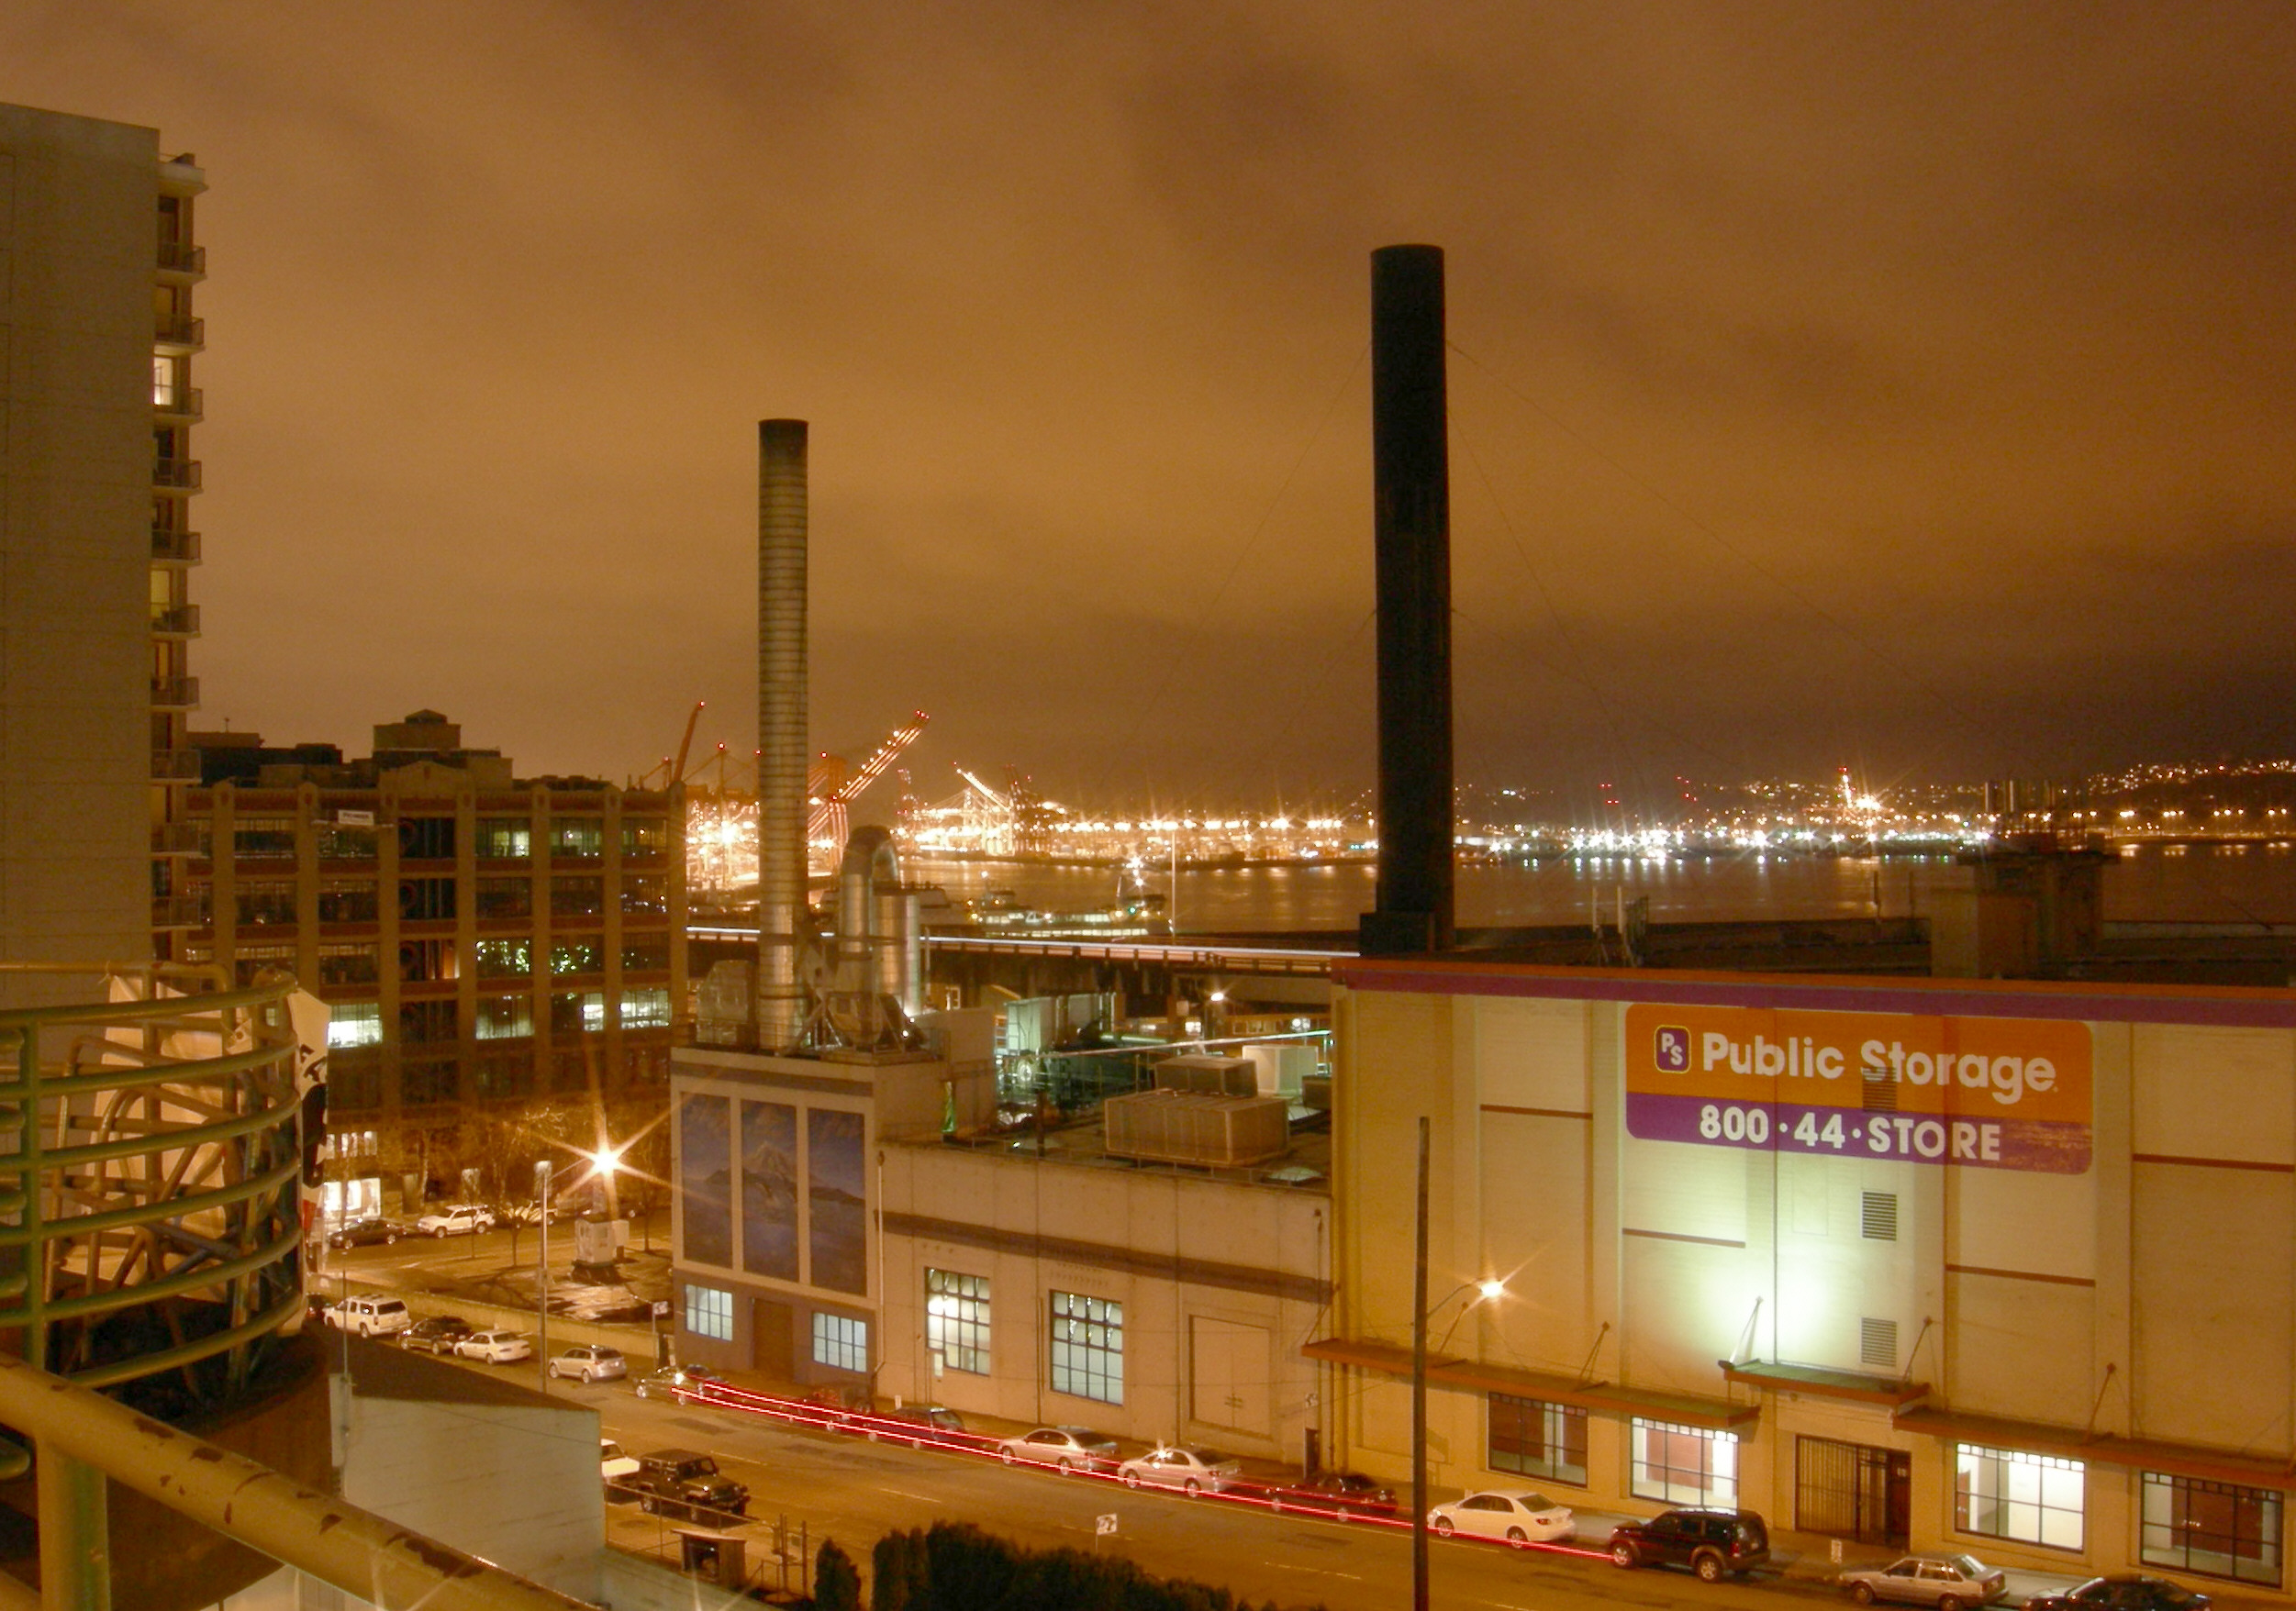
995 1426 1120 1473
451 1328 532 1364
1117 1446 1241 1495
1428 1488 1576 1546
548 1344 627 1383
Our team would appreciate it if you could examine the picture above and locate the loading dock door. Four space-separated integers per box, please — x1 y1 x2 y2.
1189 1317 1272 1437
1797 1436 1911 1547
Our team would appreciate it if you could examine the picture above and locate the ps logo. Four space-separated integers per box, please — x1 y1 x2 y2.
1654 1026 1691 1072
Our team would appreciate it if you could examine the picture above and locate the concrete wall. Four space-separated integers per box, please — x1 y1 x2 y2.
875 1139 1329 1460
0 102 157 994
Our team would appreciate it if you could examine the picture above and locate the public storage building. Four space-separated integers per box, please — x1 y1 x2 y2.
1317 955 2296 1594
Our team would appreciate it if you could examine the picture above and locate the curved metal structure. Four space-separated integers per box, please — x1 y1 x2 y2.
0 964 307 1411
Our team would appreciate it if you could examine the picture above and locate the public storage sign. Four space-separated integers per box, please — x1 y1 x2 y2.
1623 1003 2092 1174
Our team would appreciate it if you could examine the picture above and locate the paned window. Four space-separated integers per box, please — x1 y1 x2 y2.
476 994 533 1040
812 1312 869 1372
237 881 297 927
621 818 667 856
685 1284 732 1341
232 817 297 859
926 1270 990 1374
1489 1394 1588 1486
1632 1419 1739 1506
621 988 671 1028
400 999 456 1044
622 935 671 973
326 1002 382 1050
1050 1291 1123 1405
398 817 454 860
317 881 377 923
2143 1472 2282 1585
550 991 606 1034
621 875 667 915
401 1058 458 1105
550 819 603 860
475 818 531 860
551 877 604 917
550 938 603 975
317 943 378 986
316 821 378 861
473 938 530 979
475 878 531 919
1956 1444 2084 1551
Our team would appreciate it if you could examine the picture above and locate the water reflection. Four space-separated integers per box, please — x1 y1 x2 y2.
908 843 2296 933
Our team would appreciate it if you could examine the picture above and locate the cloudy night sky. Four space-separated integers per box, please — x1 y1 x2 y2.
8 3 2291 812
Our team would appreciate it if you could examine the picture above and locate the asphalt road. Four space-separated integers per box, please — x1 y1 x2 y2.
559 1372 1838 1611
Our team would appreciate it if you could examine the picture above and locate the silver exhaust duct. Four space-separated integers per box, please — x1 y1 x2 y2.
756 419 810 1051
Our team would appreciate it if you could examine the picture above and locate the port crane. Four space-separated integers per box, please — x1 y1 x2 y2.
808 711 930 860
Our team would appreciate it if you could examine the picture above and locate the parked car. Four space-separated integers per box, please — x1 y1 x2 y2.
325 1294 412 1337
547 1344 627 1383
1609 1508 1770 1580
1265 1470 1399 1517
325 1217 406 1250
599 1439 641 1491
498 1199 580 1227
414 1204 497 1238
2023 1578 2212 1611
633 1363 725 1403
1429 1488 1575 1545
1843 1555 2009 1610
451 1328 532 1364
397 1315 474 1355
995 1426 1120 1473
860 1404 974 1449
630 1450 749 1523
797 1383 873 1426
1117 1446 1243 1495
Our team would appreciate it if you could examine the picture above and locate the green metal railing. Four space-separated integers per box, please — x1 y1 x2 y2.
0 965 307 1407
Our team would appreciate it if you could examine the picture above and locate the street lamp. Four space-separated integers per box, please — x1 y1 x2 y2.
1410 1116 1507 1611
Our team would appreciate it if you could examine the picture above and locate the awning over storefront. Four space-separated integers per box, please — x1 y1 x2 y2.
1722 1360 1931 1407
1303 1337 1761 1432
1896 1405 2296 1494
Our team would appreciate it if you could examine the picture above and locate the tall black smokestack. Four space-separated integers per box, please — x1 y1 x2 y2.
1360 245 1455 956
757 419 809 1050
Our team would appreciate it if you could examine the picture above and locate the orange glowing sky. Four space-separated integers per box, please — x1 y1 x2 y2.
9 4 2292 810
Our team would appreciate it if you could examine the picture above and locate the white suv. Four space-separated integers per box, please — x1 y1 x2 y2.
327 1295 412 1337
415 1205 497 1238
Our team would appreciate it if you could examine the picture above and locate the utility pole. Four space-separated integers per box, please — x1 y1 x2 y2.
1411 1116 1431 1611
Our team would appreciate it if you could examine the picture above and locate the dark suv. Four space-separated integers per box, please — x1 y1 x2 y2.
631 1450 750 1524
1609 1508 1769 1580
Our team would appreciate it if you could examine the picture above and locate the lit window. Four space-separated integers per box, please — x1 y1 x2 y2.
812 1312 868 1372
475 994 532 1040
326 1002 382 1050
1050 1291 1123 1405
621 988 671 1029
926 1269 990 1375
1632 1418 1738 1506
473 939 530 979
550 819 604 860
1956 1444 2084 1551
1490 1395 1587 1486
684 1284 732 1342
475 818 530 859
2143 1472 2282 1585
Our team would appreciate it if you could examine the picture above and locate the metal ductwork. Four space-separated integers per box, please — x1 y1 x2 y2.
756 419 810 1050
1359 244 1456 956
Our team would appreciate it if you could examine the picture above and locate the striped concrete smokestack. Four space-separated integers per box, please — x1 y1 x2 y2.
1359 245 1455 955
756 419 810 1050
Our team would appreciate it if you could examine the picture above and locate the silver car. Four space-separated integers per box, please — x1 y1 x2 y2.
1841 1555 2008 1611
548 1344 627 1383
995 1426 1120 1473
1117 1445 1241 1495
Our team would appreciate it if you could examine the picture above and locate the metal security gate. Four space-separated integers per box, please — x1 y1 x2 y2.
1797 1436 1911 1547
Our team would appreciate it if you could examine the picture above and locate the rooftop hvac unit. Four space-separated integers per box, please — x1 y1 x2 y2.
1152 1053 1256 1097
1104 1089 1289 1168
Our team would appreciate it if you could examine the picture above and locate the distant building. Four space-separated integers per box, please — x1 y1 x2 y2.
183 711 687 1209
0 102 206 991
